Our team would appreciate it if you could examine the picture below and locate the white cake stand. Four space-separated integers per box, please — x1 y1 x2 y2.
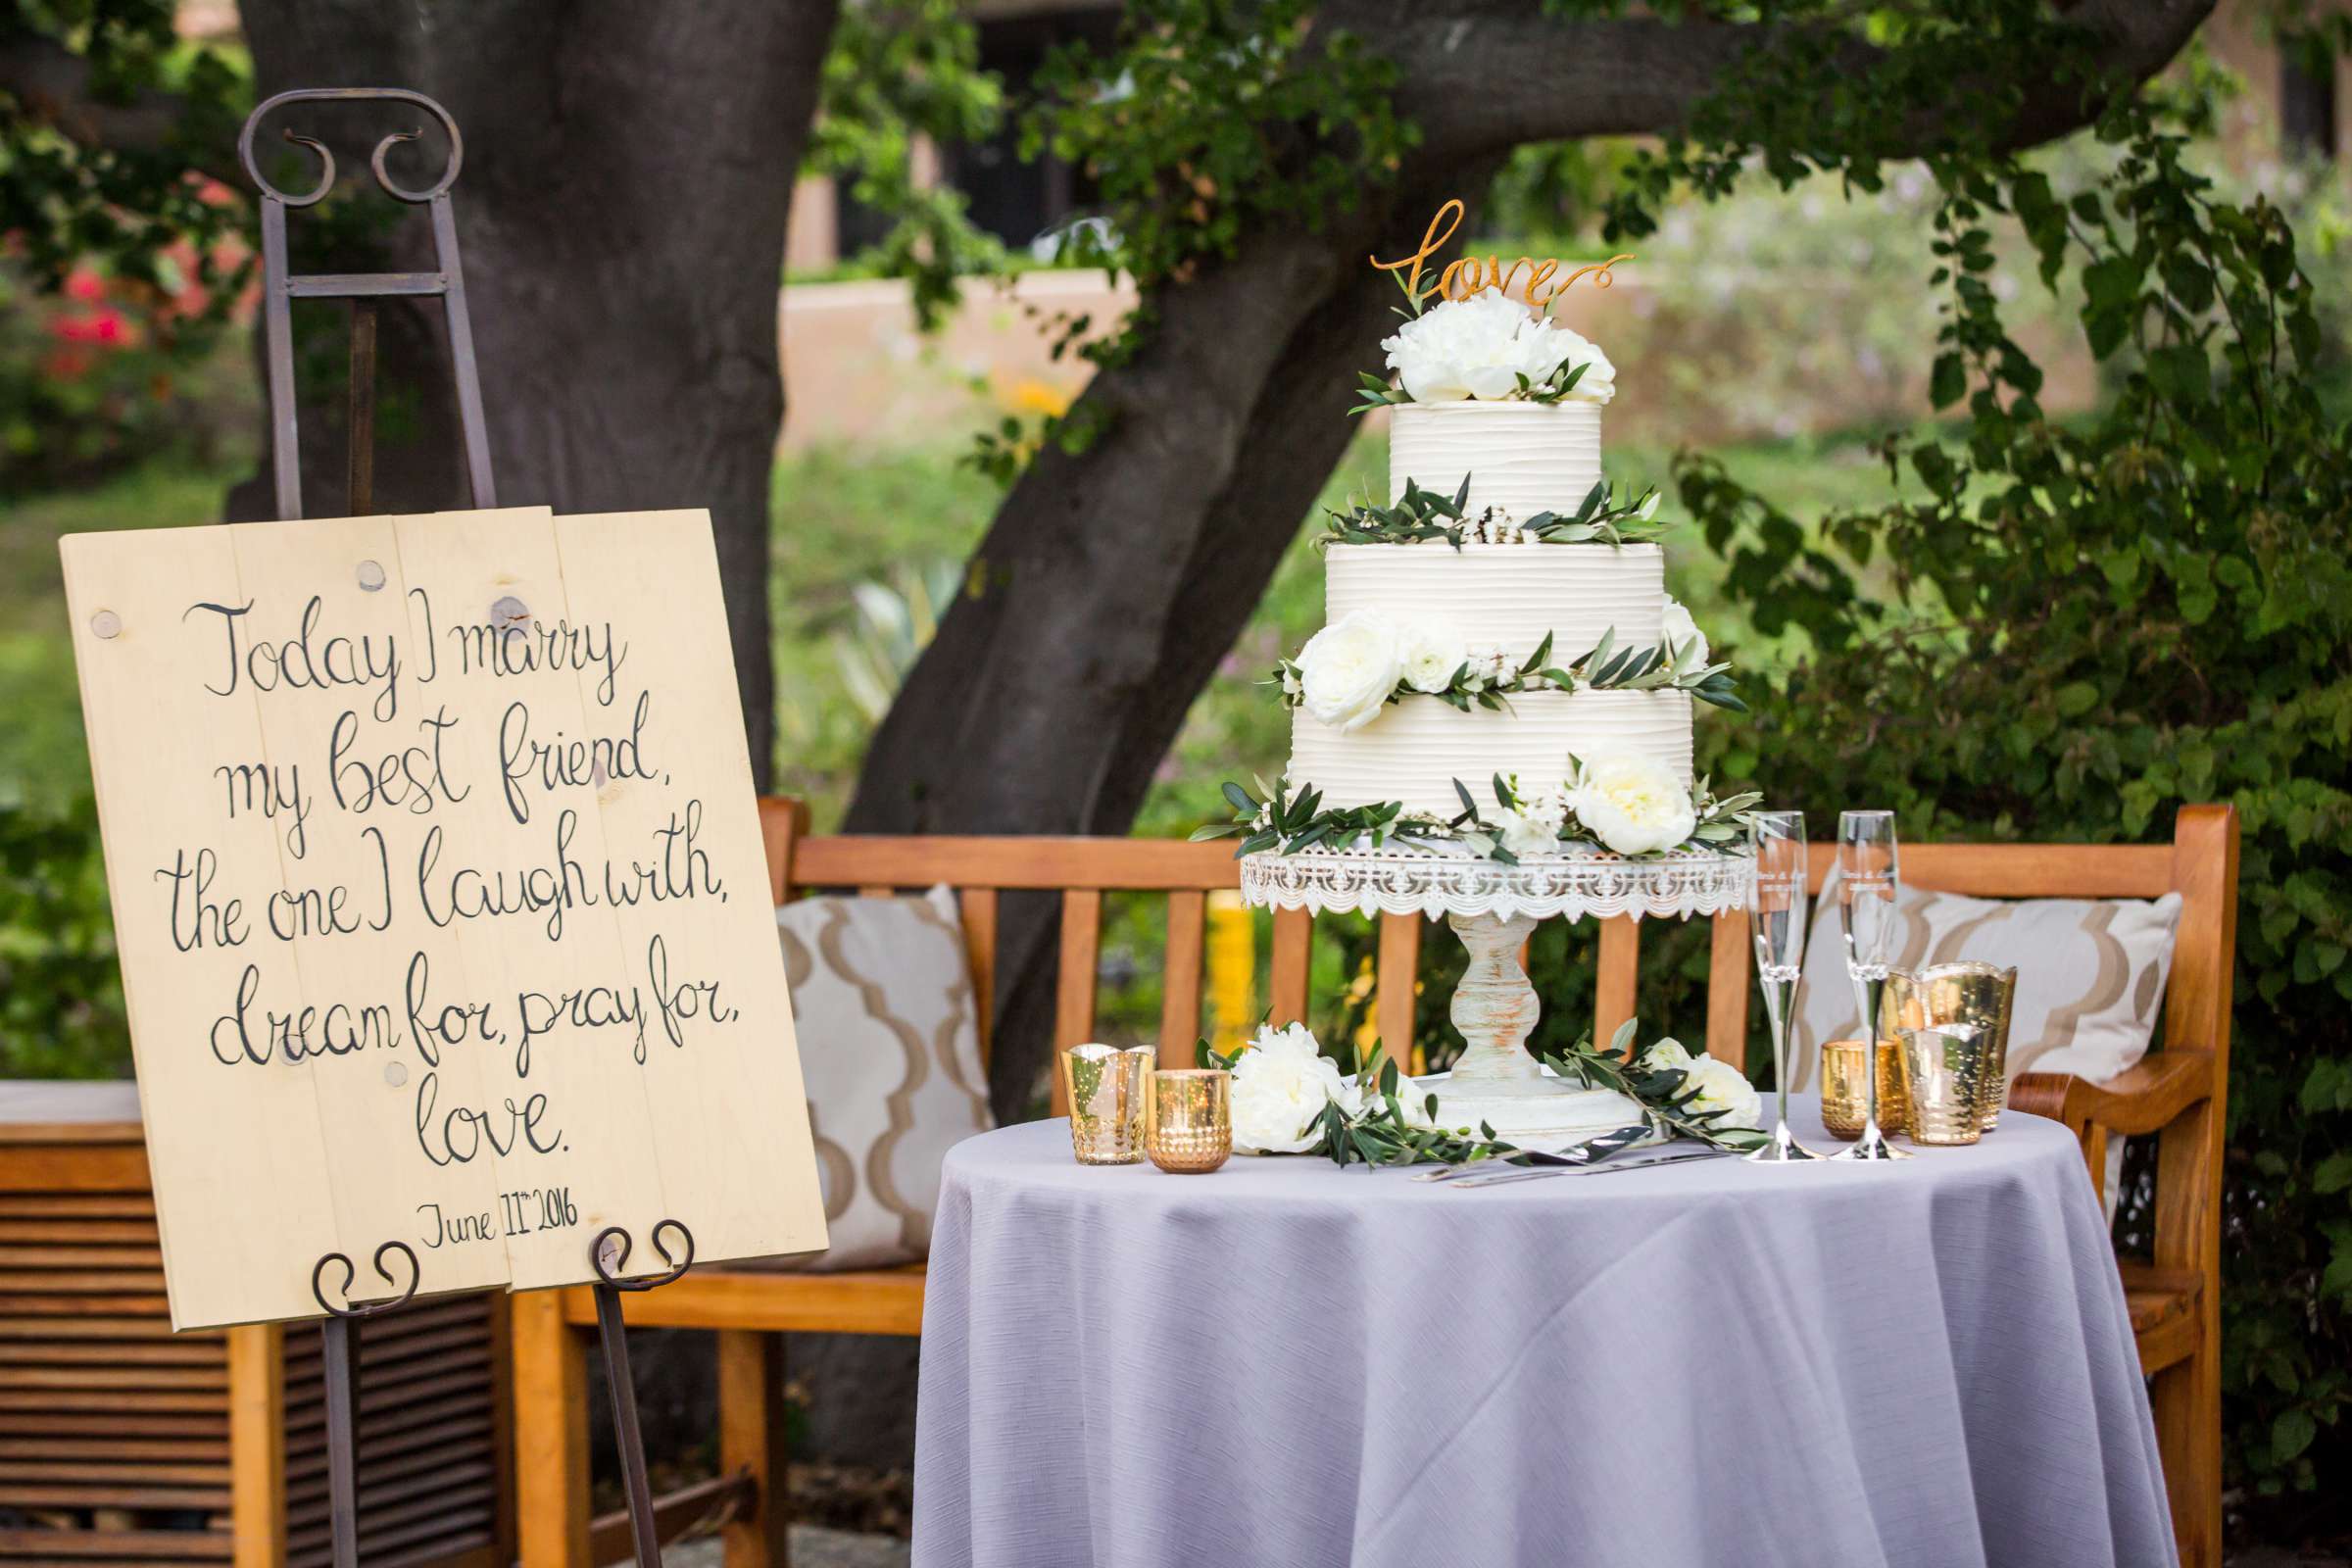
1240 844 1752 1147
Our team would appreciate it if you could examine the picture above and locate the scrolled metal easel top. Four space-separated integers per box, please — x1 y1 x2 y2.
591 1219 696 1293
311 1239 421 1319
238 87 465 208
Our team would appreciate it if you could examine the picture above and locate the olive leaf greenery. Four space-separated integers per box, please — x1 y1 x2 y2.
1200 1021 1768 1172
1318 475 1668 549
1272 624 1745 716
1192 769 1761 862
1187 774 1455 857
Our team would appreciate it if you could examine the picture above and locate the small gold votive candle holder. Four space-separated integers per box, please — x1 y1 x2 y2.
1145 1069 1231 1174
1889 962 2019 1131
1061 1044 1152 1164
1897 1023 1997 1145
1820 1037 1909 1141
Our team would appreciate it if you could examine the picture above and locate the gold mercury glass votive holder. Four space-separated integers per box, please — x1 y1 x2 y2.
1146 1069 1232 1174
1904 962 2019 1130
1819 1038 1909 1141
1061 1043 1153 1165
1897 1023 1998 1146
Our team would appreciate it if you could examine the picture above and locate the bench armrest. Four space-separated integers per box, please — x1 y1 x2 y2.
2012 1050 2217 1141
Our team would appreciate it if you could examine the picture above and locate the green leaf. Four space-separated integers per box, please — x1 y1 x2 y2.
1930 353 1966 410
2275 1407 2318 1463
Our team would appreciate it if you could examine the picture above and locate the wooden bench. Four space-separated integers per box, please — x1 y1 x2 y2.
510 799 2236 1568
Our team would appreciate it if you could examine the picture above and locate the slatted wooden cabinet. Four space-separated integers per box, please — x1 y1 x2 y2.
0 1083 512 1568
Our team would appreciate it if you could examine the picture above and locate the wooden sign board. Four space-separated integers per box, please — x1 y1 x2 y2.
61 508 828 1330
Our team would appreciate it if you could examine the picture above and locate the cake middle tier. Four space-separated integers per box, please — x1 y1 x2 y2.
1289 689 1694 821
1326 541 1664 662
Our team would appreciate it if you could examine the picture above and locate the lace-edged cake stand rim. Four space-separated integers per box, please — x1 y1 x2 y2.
1238 845 1754 923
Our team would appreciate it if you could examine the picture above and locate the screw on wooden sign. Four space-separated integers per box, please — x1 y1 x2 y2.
357 561 387 592
90 610 122 640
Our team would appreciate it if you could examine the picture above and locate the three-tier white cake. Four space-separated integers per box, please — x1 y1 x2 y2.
1279 298 1717 850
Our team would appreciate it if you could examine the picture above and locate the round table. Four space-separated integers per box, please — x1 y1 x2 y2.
910 1101 2175 1568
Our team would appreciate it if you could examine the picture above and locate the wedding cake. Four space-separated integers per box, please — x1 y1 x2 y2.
1264 289 1743 860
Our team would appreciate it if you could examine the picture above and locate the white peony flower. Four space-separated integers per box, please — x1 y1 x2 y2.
1379 293 1617 404
1230 1021 1359 1154
1680 1054 1764 1131
1549 326 1616 405
1639 1038 1694 1075
1660 598 1709 665
1394 617 1462 694
1297 610 1401 732
1571 751 1699 856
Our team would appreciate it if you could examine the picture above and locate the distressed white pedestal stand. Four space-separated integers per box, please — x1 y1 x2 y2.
1239 845 1752 1150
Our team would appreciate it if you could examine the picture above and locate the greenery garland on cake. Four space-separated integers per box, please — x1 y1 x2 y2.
1273 623 1744 719
1318 475 1669 551
1192 766 1761 863
1196 1019 1769 1167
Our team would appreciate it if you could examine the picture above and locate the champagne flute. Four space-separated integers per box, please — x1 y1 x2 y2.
1831 809 1912 1162
1744 812 1822 1162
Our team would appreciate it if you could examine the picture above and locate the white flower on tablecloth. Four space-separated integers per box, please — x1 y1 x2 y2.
1660 598 1708 665
1570 751 1698 856
1638 1038 1694 1076
1680 1054 1764 1131
1298 610 1400 732
1379 293 1616 404
1230 1021 1359 1154
1395 616 1462 694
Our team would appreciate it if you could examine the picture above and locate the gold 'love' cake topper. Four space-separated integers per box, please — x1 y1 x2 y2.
1370 199 1633 309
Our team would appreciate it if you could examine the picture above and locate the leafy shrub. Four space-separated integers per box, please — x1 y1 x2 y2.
0 797 126 1080
1652 97 2352 1530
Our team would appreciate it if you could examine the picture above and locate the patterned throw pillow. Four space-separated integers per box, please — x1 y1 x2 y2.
1787 877 2182 1094
742 885 993 1272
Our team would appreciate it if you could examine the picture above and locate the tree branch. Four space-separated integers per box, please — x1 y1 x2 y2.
1361 0 2215 161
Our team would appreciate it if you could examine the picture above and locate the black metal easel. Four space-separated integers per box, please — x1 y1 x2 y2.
238 88 691 1568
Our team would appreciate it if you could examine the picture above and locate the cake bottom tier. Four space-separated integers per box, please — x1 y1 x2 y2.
1287 688 1693 820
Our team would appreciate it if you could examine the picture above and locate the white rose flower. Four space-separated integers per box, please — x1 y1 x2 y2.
1571 751 1699 856
1638 1038 1693 1075
1660 598 1708 665
1379 293 1616 404
1680 1054 1764 1131
1297 610 1401 732
1394 617 1462 694
1230 1022 1359 1154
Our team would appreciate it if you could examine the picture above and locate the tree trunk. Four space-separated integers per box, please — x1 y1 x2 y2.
227 0 839 790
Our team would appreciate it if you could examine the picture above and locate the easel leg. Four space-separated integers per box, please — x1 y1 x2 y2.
347 300 377 515
320 1316 364 1568
718 1330 792 1568
592 1284 662 1568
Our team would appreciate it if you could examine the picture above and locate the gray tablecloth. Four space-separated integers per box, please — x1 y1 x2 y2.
911 1100 2173 1568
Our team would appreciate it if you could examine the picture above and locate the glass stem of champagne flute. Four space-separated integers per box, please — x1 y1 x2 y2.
1762 967 1797 1139
1856 969 1887 1135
